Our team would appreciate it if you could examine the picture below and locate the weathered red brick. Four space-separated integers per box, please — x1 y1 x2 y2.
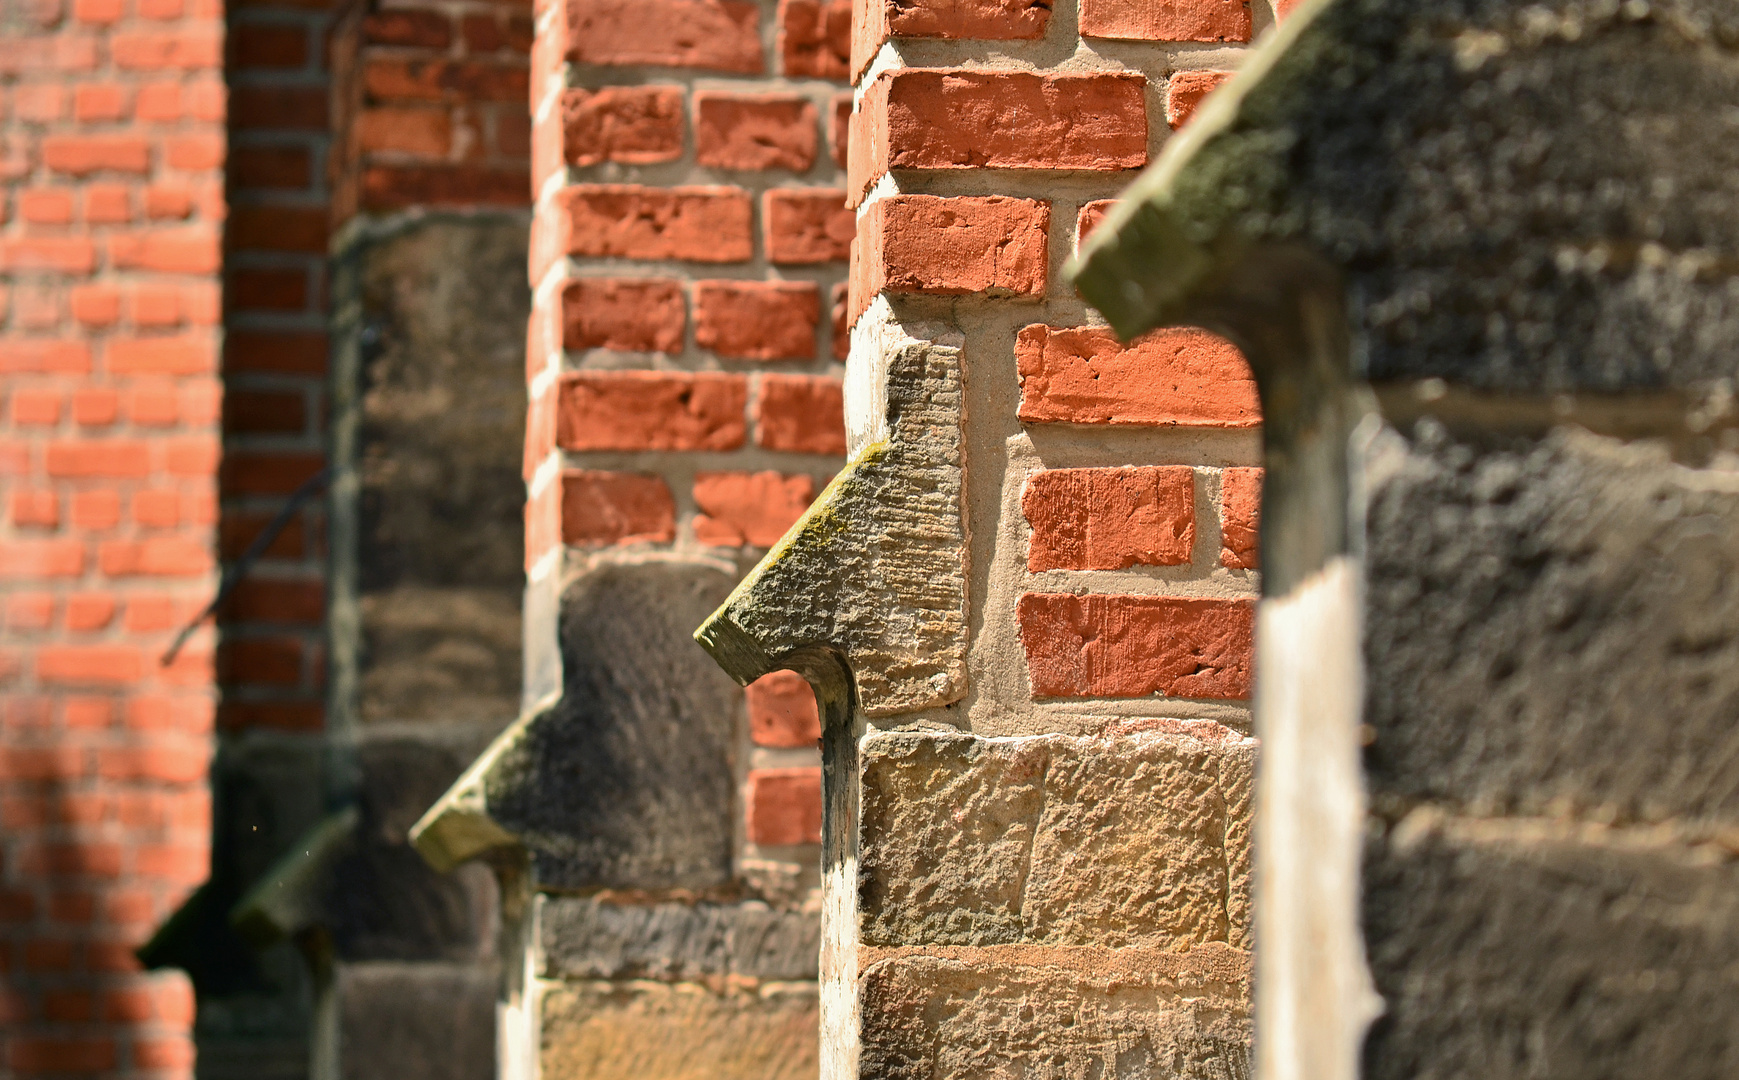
361 57 529 104
0 237 98 275
765 188 853 264
1024 466 1195 571
694 280 819 361
1076 198 1115 248
851 70 1145 198
746 669 821 747
754 374 845 454
1079 0 1251 42
36 645 145 685
556 371 747 451
851 0 1051 80
364 9 452 47
0 539 84 577
831 281 849 360
359 165 531 212
560 471 676 546
779 0 850 79
6 1039 117 1073
1015 325 1260 427
563 0 763 73
695 93 818 172
1220 466 1260 569
851 195 1048 322
0 338 92 372
539 185 753 278
830 91 851 167
745 766 822 845
560 277 685 353
41 134 151 175
1018 593 1253 699
1166 69 1234 127
355 108 451 157
110 28 224 68
557 86 683 168
692 471 815 547
110 227 222 272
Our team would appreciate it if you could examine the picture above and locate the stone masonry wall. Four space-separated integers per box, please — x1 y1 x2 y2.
831 0 1278 1072
510 0 854 1074
0 0 225 1073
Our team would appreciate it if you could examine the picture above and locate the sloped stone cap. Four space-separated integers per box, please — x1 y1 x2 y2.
1071 0 1739 392
695 330 966 718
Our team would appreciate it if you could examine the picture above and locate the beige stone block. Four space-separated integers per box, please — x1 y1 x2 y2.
860 729 1253 949
541 980 819 1080
858 945 1251 1080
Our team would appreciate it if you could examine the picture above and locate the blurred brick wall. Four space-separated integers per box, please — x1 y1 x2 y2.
0 0 225 1071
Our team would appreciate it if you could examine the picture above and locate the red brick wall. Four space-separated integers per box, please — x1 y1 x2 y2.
527 0 853 865
0 0 223 1070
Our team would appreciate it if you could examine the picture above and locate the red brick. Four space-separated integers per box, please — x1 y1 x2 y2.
0 539 83 577
230 85 326 130
1166 69 1234 128
1079 0 1252 42
693 471 815 547
69 284 121 326
564 0 763 74
696 93 817 172
20 187 75 224
362 57 529 104
73 82 128 120
358 164 531 212
132 383 181 425
36 645 144 685
556 371 747 451
219 638 302 686
0 337 92 371
543 185 753 272
144 183 194 219
167 131 225 171
754 374 845 455
746 669 821 747
224 330 327 374
221 451 324 494
132 284 184 327
830 91 851 167
557 86 683 168
830 281 849 360
765 188 852 264
851 70 1144 199
133 489 180 527
364 9 452 47
355 107 450 157
0 236 97 274
224 388 307 434
1024 466 1195 571
779 0 850 79
111 227 222 272
101 538 215 576
227 207 327 254
8 592 55 630
111 28 224 69
230 23 307 67
559 471 675 546
218 701 324 731
0 746 86 781
7 1039 117 1073
133 841 207 878
40 135 150 175
9 489 60 529
851 195 1048 321
11 386 63 424
852 0 1050 80
15 83 67 121
560 278 685 353
1076 198 1114 248
1015 325 1260 428
135 1037 196 1070
745 766 822 845
105 334 217 375
228 268 309 313
71 489 122 529
85 183 133 223
73 0 122 22
694 280 818 361
1220 466 1260 569
1018 593 1253 699
45 439 149 477
230 144 311 188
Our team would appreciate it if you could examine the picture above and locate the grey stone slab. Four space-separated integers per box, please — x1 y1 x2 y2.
1364 421 1739 826
479 562 743 890
541 897 819 981
1075 0 1739 393
857 730 1252 949
858 948 1251 1080
1362 821 1739 1080
336 961 496 1080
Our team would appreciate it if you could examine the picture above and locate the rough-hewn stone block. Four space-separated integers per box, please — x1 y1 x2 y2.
858 729 1253 949
337 961 496 1080
541 982 819 1080
541 897 819 981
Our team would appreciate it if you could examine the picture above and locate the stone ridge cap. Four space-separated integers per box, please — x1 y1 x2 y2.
1064 0 1333 337
409 700 540 872
856 940 1252 982
863 723 1257 747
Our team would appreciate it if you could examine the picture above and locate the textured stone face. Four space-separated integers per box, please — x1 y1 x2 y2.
1362 820 1739 1080
541 897 820 981
541 982 820 1080
858 947 1253 1080
338 962 497 1080
1364 422 1739 826
858 730 1253 949
484 562 742 889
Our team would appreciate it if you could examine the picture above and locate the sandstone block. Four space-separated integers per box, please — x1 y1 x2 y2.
556 372 746 452
858 729 1253 949
1023 465 1195 571
541 896 820 981
1016 325 1260 428
338 962 496 1080
561 471 676 547
851 70 1146 197
695 93 819 172
1018 594 1254 700
541 982 819 1080
858 948 1251 1080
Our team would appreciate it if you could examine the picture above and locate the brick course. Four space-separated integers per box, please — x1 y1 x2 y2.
1015 325 1260 427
